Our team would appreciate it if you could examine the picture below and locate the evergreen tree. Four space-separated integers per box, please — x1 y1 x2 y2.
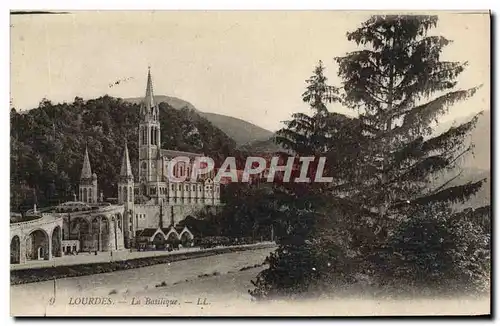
276 60 341 156
334 15 489 285
251 15 490 299
250 62 358 299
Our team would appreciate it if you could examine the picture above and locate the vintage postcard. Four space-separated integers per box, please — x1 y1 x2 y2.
10 10 491 317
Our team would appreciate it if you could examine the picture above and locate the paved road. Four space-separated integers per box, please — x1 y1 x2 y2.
10 244 490 317
11 242 275 270
11 247 275 316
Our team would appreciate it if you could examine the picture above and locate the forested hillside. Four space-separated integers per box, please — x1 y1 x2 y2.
10 96 238 211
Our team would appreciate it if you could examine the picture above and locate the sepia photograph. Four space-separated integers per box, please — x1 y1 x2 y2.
9 10 491 317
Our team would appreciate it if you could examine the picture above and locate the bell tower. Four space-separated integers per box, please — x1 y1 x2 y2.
118 140 135 248
79 146 98 203
118 140 134 207
138 67 161 195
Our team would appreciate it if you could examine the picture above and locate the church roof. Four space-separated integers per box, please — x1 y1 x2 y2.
161 227 173 235
120 141 133 177
161 149 203 159
80 147 92 180
136 228 157 237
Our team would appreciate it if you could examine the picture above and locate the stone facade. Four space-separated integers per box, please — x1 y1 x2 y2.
10 212 63 264
116 68 221 247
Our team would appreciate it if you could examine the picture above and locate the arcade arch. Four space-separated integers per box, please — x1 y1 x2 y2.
26 229 50 261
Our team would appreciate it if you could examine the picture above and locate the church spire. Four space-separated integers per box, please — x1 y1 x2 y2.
80 146 92 180
142 66 156 117
120 141 133 178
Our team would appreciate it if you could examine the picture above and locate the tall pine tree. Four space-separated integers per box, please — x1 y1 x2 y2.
334 15 489 286
251 15 490 299
250 62 360 299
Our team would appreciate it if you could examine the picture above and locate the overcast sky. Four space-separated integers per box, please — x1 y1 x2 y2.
10 11 489 132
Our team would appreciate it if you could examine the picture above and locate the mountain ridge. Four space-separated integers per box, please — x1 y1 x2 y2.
124 95 274 146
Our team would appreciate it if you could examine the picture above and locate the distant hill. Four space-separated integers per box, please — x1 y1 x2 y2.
125 95 198 112
452 168 490 210
466 110 490 170
431 111 490 210
197 112 274 146
239 136 283 153
433 110 490 171
124 95 274 146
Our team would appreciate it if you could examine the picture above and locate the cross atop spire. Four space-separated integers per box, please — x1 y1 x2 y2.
120 140 133 178
80 146 92 180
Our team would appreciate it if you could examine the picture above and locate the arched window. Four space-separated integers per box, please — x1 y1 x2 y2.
83 188 87 203
129 186 132 201
150 127 154 145
89 188 93 202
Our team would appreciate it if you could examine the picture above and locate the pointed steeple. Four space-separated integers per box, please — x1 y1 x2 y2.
80 146 92 180
142 66 156 115
120 141 133 178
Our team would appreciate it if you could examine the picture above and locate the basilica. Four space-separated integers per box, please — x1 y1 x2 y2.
10 69 221 263
78 68 221 249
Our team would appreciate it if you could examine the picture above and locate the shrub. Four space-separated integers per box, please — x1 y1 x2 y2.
197 236 231 248
249 241 322 300
378 206 490 294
